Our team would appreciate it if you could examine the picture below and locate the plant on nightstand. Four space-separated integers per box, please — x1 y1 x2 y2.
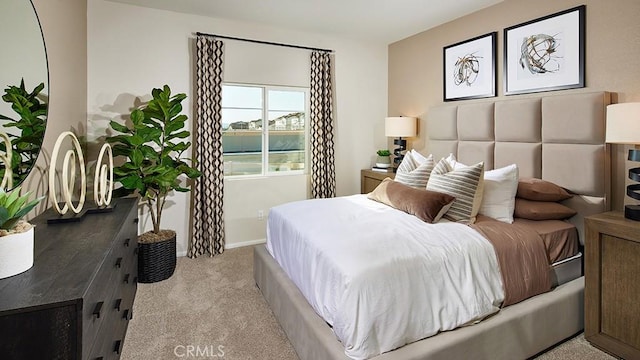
106 85 201 283
376 149 391 168
0 186 43 279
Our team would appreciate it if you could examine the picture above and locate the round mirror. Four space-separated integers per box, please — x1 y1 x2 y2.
0 0 48 190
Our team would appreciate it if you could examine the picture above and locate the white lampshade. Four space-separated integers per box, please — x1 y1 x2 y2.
606 103 640 144
385 117 417 137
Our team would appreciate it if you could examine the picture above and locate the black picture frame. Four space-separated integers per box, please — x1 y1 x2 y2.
504 5 585 96
443 32 497 102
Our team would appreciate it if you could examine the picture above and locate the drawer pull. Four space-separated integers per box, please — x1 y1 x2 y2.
93 301 104 318
115 257 123 268
114 340 122 354
95 357 104 360
124 273 130 284
115 298 122 311
123 309 130 320
124 238 130 247
133 218 139 224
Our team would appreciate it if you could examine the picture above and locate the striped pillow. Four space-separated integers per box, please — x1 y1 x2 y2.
395 152 435 189
426 159 485 223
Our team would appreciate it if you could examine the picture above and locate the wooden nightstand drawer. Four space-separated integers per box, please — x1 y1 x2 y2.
361 169 394 194
585 211 640 359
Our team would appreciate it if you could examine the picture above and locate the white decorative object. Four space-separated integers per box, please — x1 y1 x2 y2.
0 226 34 279
0 131 13 190
49 131 86 215
94 143 113 207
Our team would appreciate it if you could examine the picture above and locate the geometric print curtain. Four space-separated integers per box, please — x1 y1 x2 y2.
309 51 336 198
189 35 225 258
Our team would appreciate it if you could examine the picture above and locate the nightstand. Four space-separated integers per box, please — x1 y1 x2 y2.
585 211 640 359
361 169 394 194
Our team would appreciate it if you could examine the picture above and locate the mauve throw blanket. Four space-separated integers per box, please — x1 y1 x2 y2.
472 215 552 306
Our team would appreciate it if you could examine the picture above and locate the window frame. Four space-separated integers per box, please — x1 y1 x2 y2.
222 82 310 179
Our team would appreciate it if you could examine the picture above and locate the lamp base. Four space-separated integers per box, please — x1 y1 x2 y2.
625 149 640 221
393 137 407 172
624 205 640 221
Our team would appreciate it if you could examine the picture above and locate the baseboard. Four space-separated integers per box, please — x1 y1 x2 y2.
226 238 266 249
176 238 266 257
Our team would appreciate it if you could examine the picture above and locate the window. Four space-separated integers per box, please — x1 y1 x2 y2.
221 84 308 177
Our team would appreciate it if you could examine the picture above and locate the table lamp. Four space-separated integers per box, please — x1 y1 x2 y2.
606 102 640 221
385 116 417 171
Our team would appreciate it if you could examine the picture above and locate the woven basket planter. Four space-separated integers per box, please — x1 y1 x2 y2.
137 231 176 283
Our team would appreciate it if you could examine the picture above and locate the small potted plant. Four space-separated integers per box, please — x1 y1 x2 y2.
107 85 201 283
0 186 43 279
376 149 392 168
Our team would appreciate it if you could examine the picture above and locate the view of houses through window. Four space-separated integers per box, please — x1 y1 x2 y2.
221 84 308 176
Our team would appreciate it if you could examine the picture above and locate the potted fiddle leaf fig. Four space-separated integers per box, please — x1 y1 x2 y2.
0 186 44 279
106 85 201 283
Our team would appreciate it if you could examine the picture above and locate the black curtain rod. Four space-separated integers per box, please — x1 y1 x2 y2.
195 32 333 53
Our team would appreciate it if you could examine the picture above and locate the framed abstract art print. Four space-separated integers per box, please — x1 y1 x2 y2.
504 5 585 95
443 32 497 101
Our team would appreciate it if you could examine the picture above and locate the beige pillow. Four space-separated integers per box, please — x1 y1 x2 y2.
426 159 485 223
368 178 455 223
517 178 572 202
395 152 435 189
514 198 577 220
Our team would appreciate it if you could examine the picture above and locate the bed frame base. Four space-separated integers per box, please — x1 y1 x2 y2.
254 244 584 360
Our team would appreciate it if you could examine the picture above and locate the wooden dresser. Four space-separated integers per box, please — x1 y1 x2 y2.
585 211 640 359
0 197 139 360
361 169 395 194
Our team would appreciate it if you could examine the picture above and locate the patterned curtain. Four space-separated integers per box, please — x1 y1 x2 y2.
189 36 225 258
309 51 336 198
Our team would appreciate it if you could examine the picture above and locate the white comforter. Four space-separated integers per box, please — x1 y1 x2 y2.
266 195 504 360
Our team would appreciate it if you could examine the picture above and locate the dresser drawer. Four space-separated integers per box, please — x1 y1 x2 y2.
82 249 120 357
88 279 132 360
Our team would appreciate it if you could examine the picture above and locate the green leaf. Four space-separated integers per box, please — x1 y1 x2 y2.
0 208 9 229
120 174 143 191
0 187 43 230
128 135 145 146
131 149 144 166
4 189 20 211
12 196 43 220
109 121 130 134
131 109 145 126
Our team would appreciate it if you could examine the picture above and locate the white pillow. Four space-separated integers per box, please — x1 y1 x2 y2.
395 152 435 189
444 153 466 170
427 158 485 223
480 164 519 223
410 149 431 165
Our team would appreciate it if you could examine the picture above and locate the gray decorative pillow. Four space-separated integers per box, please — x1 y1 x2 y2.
426 158 485 223
395 152 434 189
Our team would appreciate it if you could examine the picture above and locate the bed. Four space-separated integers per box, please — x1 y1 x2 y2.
254 91 611 359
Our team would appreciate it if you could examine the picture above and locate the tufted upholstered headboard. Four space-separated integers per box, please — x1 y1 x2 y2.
425 91 612 243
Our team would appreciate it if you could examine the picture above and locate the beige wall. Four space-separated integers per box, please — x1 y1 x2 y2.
388 0 640 211
87 0 388 253
25 0 87 214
